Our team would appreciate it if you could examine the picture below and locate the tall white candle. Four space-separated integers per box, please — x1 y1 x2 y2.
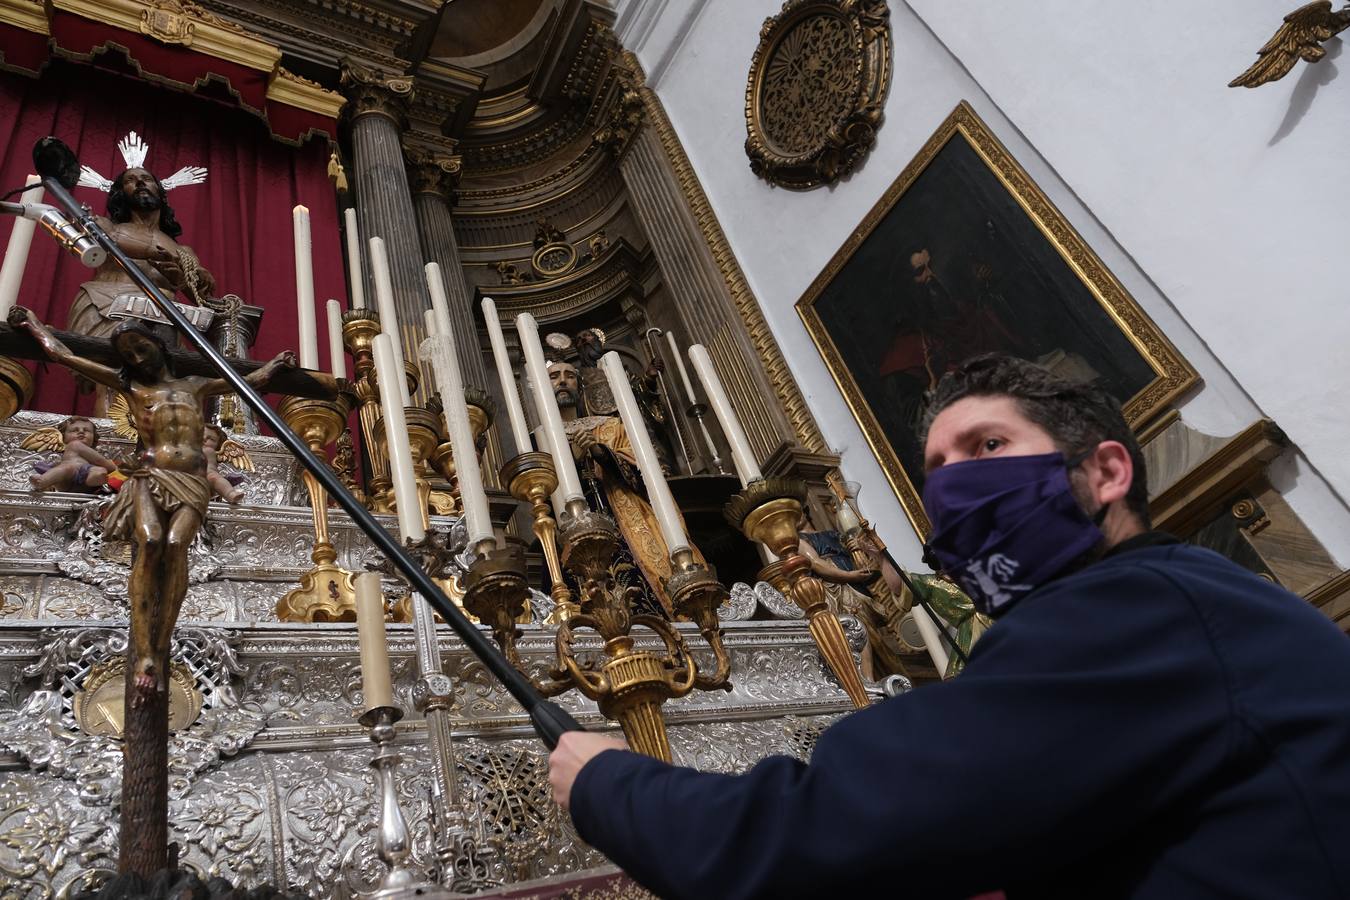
0 176 42 319
354 572 394 710
292 205 319 370
516 312 584 501
424 309 438 336
601 352 688 556
664 331 697 405
344 208 366 309
425 262 455 340
912 605 951 677
835 500 862 535
368 237 411 407
420 333 494 547
688 344 762 486
326 299 348 381
482 297 531 456
373 333 424 541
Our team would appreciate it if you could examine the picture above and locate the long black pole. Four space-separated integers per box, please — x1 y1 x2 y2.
32 149 581 748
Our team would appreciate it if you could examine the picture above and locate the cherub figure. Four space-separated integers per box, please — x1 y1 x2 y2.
22 416 120 493
202 424 245 503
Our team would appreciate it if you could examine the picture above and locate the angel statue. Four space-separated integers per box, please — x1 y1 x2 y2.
202 423 252 504
69 132 214 415
22 415 122 493
1229 1 1350 88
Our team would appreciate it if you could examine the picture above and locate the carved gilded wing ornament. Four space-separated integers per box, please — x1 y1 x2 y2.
1229 1 1350 88
217 438 255 472
19 427 65 454
745 0 892 189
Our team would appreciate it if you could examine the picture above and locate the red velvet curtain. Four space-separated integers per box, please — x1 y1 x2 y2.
0 60 348 416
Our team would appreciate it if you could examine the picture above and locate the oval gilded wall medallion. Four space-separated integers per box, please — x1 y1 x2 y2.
745 0 892 189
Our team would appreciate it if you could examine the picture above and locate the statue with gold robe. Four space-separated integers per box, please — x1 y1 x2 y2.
549 358 701 614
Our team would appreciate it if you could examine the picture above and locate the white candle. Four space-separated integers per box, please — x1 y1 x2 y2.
354 572 394 710
912 605 951 678
601 351 688 556
516 312 584 501
0 176 42 319
420 333 493 547
292 205 318 370
539 427 567 519
326 299 347 381
373 333 424 541
664 330 697 405
835 500 861 535
688 344 761 487
368 237 411 407
482 297 531 456
344 208 366 309
424 308 438 336
425 262 455 340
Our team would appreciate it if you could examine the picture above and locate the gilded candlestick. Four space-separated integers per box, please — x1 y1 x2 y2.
342 308 391 509
500 451 576 622
275 394 357 622
726 478 870 709
0 357 33 421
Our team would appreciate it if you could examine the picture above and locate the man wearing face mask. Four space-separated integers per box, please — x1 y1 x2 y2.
547 354 1350 899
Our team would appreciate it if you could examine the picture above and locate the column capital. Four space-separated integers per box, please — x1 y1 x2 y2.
340 61 415 128
404 145 463 199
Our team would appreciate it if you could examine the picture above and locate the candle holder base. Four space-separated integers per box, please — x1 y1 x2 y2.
726 478 870 709
358 705 434 896
276 561 357 622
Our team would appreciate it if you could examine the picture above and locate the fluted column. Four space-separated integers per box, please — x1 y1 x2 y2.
408 148 505 480
341 63 431 400
619 123 796 462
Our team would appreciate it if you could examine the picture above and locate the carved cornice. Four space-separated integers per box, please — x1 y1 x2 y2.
592 47 645 159
0 0 46 34
51 0 282 72
404 145 463 198
1151 419 1288 536
339 60 414 126
266 65 346 118
475 239 651 325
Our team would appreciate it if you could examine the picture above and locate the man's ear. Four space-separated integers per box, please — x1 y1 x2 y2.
1087 440 1134 507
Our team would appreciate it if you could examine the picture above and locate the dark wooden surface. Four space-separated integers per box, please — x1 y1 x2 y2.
0 324 340 399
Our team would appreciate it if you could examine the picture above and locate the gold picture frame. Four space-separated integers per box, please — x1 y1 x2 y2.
797 101 1198 536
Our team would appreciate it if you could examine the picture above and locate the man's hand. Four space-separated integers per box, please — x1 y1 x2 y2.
549 731 628 812
272 350 298 369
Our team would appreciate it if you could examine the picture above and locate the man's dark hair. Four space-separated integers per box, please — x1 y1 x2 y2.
921 354 1151 526
106 169 183 239
110 319 174 389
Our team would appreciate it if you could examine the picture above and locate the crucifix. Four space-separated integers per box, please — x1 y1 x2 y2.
6 306 298 877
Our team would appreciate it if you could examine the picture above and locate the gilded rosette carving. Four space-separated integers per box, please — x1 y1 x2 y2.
744 0 891 189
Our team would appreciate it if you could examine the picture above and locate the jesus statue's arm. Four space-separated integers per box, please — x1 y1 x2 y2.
197 350 297 398
7 306 122 390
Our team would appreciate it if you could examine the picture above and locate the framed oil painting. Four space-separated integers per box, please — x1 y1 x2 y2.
797 101 1198 536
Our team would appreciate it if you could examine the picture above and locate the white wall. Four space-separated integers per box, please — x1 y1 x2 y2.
615 0 1350 567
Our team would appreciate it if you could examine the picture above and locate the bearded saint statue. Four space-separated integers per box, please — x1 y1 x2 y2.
549 356 703 614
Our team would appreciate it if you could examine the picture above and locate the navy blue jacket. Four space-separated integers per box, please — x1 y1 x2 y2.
570 539 1350 898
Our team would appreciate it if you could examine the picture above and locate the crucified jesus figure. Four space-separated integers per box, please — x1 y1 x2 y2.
8 305 294 876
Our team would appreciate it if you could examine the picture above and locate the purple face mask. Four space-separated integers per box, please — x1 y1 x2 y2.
921 451 1103 616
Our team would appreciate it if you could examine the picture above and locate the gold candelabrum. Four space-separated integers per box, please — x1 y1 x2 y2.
462 483 733 762
341 309 422 515
275 393 359 622
499 451 576 623
726 478 871 709
0 357 34 421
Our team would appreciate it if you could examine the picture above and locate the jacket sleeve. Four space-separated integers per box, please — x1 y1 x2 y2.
568 563 1240 900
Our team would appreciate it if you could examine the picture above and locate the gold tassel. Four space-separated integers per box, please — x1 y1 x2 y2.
328 149 349 192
